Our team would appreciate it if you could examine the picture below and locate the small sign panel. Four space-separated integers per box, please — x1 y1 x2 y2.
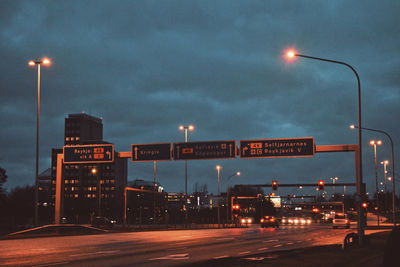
240 137 315 158
173 140 237 160
131 143 172 162
63 144 114 163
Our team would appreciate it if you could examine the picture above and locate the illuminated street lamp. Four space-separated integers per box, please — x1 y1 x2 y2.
179 124 194 223
286 49 365 243
29 57 51 225
226 171 241 224
370 139 382 226
350 125 396 226
216 165 222 228
381 160 389 192
179 125 194 196
330 177 338 198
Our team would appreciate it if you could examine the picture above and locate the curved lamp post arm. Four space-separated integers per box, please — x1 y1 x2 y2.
352 125 396 226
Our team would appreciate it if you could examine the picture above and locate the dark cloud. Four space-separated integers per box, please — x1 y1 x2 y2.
1 0 399 196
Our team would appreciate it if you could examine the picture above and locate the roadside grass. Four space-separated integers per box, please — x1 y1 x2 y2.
190 231 390 267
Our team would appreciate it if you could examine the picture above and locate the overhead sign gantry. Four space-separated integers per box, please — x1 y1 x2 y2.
240 137 315 158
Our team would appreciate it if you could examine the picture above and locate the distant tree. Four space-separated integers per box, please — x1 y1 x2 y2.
0 167 7 200
7 185 35 227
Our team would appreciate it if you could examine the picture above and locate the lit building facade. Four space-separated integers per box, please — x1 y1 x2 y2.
50 113 127 224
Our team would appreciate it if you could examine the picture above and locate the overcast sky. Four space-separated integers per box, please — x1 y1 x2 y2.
1 0 399 197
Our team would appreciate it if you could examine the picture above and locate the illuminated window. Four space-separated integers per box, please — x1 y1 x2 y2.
66 137 70 141
87 194 91 198
71 137 75 141
76 137 80 141
71 187 75 191
111 186 115 191
74 194 78 198
110 179 115 184
92 194 96 198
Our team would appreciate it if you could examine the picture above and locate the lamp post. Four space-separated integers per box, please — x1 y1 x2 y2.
216 165 222 228
29 57 51 226
370 139 382 226
381 160 389 193
330 177 338 199
179 125 194 224
350 125 396 226
286 50 365 244
226 171 241 224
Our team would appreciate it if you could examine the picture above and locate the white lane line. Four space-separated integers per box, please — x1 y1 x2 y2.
70 250 119 257
273 244 282 248
239 251 251 255
149 253 189 261
167 247 188 251
216 237 235 241
258 247 269 251
306 238 312 241
263 239 278 243
286 242 294 245
213 255 229 259
33 262 70 267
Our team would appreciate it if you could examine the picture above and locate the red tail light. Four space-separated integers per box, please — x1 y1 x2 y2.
270 218 275 222
260 219 264 223
345 219 349 223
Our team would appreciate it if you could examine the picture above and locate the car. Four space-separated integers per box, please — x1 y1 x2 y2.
92 216 116 228
240 217 254 225
260 216 279 228
332 213 350 229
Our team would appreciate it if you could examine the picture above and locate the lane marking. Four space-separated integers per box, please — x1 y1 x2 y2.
149 253 189 261
273 244 282 248
216 237 235 241
70 250 120 257
258 247 269 251
213 255 229 259
263 239 278 243
239 251 251 255
33 262 70 267
286 242 294 245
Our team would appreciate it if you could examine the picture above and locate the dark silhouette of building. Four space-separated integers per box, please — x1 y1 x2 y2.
49 113 127 224
126 179 168 224
64 113 103 145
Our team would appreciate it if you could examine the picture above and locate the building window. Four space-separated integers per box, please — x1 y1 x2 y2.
74 194 78 198
66 137 70 141
76 137 80 141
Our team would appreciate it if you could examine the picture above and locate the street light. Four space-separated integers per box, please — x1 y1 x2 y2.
226 171 241 224
179 124 194 223
286 49 365 244
29 57 51 226
216 165 222 228
381 160 389 193
330 177 338 198
350 125 396 226
370 139 382 226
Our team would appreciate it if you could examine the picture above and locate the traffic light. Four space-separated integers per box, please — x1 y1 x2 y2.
232 204 240 210
318 180 324 191
362 202 368 213
232 204 240 217
272 180 278 191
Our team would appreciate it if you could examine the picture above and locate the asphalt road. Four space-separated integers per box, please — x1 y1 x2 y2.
0 224 383 267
